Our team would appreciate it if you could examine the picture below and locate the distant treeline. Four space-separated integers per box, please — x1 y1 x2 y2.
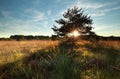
0 35 50 41
81 35 120 41
97 36 120 41
0 38 11 41
10 35 50 41
0 35 120 41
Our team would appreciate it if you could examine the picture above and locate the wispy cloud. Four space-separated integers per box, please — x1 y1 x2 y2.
93 23 120 31
59 0 119 16
101 6 120 12
75 2 105 9
47 10 51 15
91 6 120 17
55 0 61 2
91 12 105 17
0 8 52 37
33 11 45 22
0 22 4 26
24 8 47 22
0 19 42 36
93 23 120 36
1 10 13 19
74 0 119 9
70 0 120 17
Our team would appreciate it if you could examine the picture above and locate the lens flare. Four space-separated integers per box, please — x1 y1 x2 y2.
68 30 80 37
73 30 79 37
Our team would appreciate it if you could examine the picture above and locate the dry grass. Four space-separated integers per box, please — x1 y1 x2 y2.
99 40 120 50
0 40 120 79
0 40 58 65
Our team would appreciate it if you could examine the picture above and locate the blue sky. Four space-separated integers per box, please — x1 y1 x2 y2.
0 0 120 37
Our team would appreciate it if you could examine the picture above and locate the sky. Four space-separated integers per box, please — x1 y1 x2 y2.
0 0 120 37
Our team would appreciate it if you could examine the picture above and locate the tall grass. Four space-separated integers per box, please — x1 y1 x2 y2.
0 40 58 65
0 40 120 79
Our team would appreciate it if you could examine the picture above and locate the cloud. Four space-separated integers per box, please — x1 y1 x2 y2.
1 10 10 17
91 12 105 17
91 6 120 17
1 10 13 19
55 0 61 2
33 11 45 22
0 8 52 37
70 0 104 9
93 23 120 36
24 8 47 22
101 6 120 13
0 19 42 36
59 0 119 17
0 22 4 26
74 0 119 9
76 3 105 9
47 10 51 15
93 23 120 31
93 24 108 31
0 1 59 37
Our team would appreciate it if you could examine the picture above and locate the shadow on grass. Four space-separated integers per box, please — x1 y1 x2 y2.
0 42 82 79
0 41 120 79
0 45 58 79
82 43 120 79
83 42 120 66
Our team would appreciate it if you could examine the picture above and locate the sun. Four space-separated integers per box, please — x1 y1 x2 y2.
68 30 80 37
73 30 80 37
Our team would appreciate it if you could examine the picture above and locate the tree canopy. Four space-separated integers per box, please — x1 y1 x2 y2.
52 6 95 37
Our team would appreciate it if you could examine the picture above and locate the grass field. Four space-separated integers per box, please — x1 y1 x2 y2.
0 40 58 65
0 40 120 79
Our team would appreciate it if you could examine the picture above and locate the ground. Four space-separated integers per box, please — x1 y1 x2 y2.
0 40 120 79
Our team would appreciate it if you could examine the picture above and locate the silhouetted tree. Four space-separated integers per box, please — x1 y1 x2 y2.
52 6 95 37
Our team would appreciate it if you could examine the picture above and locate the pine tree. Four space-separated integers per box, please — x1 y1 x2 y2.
52 6 95 37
